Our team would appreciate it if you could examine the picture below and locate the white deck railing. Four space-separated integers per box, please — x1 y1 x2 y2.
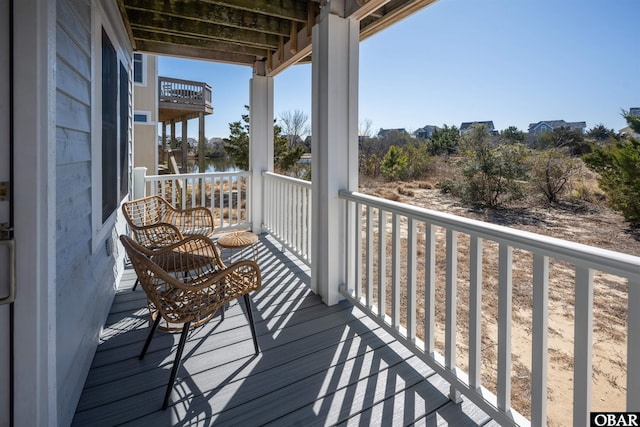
262 172 312 266
339 189 640 427
140 170 251 231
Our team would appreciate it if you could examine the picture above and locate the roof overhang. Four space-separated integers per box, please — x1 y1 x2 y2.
118 0 439 76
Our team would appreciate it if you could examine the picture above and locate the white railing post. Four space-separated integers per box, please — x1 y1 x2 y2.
497 243 513 412
445 229 461 402
531 253 549 426
132 167 147 199
469 235 483 390
377 210 387 320
628 279 640 411
573 266 593 426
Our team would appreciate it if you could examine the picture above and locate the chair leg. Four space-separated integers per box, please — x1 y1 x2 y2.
243 294 259 355
139 314 161 360
162 321 191 410
132 278 139 291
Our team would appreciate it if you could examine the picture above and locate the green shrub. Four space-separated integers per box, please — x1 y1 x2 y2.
456 125 529 208
583 137 640 224
528 148 581 204
380 145 408 181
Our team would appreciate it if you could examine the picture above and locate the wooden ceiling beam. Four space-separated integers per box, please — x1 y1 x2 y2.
132 30 269 58
190 0 311 22
136 39 258 66
126 10 280 49
123 0 291 37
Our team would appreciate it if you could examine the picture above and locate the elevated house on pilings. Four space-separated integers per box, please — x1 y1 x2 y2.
158 76 213 173
3 1 640 426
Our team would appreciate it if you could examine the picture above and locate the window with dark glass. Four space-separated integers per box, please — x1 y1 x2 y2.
133 113 148 123
133 53 143 83
101 29 117 222
119 62 129 200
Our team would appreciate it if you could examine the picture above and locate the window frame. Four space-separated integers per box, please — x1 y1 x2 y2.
133 52 146 86
133 111 152 123
90 2 133 252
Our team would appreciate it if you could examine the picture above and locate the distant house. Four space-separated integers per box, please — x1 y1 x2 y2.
460 121 497 136
528 120 587 137
377 128 408 139
414 125 440 139
620 108 640 137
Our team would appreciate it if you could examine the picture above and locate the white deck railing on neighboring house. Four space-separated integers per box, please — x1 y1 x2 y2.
135 169 252 232
262 172 312 266
339 189 640 427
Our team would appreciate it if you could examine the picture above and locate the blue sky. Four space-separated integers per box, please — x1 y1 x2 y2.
158 0 639 139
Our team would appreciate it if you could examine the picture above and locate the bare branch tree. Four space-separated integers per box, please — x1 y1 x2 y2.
279 110 310 150
359 118 373 137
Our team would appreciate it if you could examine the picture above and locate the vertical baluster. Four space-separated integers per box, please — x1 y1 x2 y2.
628 279 640 411
445 229 460 402
532 253 549 426
355 202 362 300
278 180 283 238
407 217 417 341
573 265 593 427
307 187 312 261
497 243 513 412
227 175 232 228
266 176 271 230
392 213 400 329
287 182 293 245
469 235 483 390
218 176 223 228
425 223 435 355
294 185 300 253
245 175 251 227
302 187 308 259
181 178 186 210
200 176 204 209
366 206 373 308
344 199 352 293
377 210 387 319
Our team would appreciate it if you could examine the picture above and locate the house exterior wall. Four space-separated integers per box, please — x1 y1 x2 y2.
134 54 158 175
55 0 129 424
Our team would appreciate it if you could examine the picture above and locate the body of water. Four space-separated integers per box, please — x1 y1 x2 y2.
186 157 239 173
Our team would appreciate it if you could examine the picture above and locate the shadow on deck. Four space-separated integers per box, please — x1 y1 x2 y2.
73 234 494 426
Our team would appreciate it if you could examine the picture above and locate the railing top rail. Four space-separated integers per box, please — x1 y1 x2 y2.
340 189 640 280
145 171 250 181
263 171 312 189
158 76 211 89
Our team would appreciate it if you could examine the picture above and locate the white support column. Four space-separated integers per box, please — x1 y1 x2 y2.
13 0 57 424
311 10 359 306
249 71 274 234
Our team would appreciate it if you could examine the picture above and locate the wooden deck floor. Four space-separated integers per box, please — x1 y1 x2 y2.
73 234 495 426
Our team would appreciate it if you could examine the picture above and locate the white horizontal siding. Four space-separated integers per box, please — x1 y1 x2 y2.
55 0 122 425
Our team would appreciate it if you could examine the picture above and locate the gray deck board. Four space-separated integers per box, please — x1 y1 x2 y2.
73 234 493 426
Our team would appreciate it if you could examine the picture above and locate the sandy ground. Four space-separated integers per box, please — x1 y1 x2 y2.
358 178 638 426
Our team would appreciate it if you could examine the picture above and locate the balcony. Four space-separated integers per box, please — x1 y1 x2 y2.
158 76 213 123
75 171 640 426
